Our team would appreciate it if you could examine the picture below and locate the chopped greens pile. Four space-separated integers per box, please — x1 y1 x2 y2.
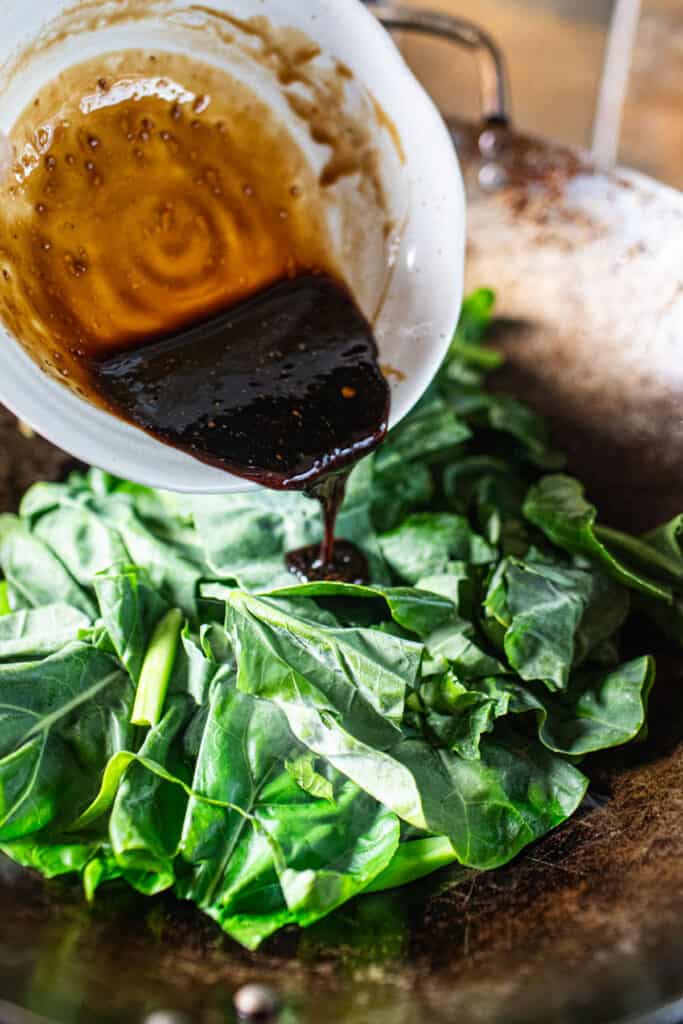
1 289 681 950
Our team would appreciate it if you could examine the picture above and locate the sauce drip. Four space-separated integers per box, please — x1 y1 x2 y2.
285 475 370 584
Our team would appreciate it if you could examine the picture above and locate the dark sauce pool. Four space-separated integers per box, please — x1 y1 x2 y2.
90 274 390 582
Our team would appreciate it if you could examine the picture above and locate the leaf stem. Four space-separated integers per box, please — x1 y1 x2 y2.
0 581 10 617
131 609 183 728
595 525 683 582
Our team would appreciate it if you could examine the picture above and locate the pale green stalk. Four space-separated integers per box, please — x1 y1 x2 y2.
131 609 183 728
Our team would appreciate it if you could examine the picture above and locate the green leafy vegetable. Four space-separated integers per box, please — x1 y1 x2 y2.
0 643 133 841
0 604 91 661
524 475 673 601
94 567 169 682
642 515 683 574
379 513 496 584
263 580 457 637
175 676 400 949
0 516 95 617
373 396 471 477
493 558 629 690
225 589 417 733
365 835 462 893
285 754 336 804
0 288 675 949
530 656 655 756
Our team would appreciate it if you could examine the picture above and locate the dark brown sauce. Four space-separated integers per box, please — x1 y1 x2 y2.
91 273 389 581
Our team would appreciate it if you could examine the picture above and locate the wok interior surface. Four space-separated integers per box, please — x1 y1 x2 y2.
1 126 683 1024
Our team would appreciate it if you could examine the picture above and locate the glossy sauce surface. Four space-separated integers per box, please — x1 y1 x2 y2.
92 273 389 490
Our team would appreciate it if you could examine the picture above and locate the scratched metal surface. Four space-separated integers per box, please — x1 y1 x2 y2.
2 78 683 1024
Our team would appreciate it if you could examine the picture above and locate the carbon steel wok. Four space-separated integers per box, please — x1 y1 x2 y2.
1 7 683 1023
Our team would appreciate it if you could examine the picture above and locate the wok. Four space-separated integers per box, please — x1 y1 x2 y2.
1 7 683 1022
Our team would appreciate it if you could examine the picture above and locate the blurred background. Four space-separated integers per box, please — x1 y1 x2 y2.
390 0 683 188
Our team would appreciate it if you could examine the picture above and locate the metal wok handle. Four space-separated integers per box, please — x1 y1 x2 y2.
367 3 511 126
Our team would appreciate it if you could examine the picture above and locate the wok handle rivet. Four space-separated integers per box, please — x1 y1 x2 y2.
478 162 508 192
479 127 506 158
234 983 281 1020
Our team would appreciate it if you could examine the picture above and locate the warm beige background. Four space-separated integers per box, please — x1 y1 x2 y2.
623 0 683 187
396 0 683 188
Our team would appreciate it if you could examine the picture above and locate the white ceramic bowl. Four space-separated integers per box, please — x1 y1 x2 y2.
0 0 465 492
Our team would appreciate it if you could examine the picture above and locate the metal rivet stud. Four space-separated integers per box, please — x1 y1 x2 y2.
233 983 281 1019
